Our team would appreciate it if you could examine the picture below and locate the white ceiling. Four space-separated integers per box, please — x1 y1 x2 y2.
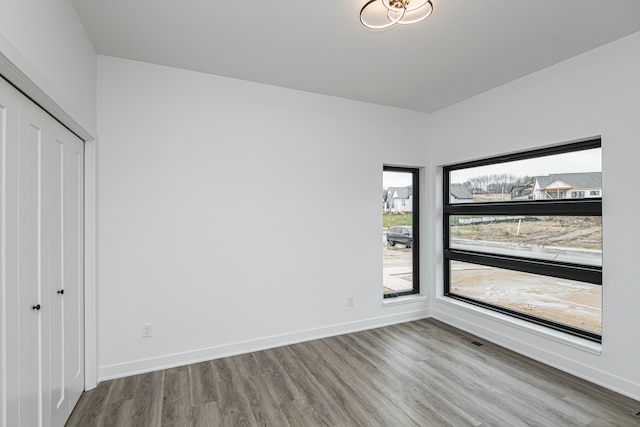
71 0 640 113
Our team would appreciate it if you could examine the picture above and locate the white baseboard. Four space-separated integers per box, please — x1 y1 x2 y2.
98 308 431 381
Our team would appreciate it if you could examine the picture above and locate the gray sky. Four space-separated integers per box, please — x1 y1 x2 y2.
449 147 601 184
383 171 412 189
382 148 601 188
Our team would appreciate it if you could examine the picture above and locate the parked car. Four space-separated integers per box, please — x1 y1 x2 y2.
387 226 412 248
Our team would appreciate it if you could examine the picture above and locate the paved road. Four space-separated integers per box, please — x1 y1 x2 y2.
451 238 602 267
383 233 413 292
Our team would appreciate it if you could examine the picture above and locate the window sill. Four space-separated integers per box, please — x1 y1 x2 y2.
438 296 602 355
383 294 429 307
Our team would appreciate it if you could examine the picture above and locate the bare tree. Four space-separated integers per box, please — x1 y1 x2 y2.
462 174 531 194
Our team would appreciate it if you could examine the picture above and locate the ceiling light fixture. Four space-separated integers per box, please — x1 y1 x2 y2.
360 0 433 30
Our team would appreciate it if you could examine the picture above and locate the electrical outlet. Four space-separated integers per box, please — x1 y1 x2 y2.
142 323 152 338
347 295 355 307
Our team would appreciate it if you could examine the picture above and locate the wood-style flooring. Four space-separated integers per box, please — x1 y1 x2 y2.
66 319 640 426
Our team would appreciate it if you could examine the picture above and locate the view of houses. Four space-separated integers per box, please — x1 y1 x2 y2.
450 183 474 203
510 172 602 200
449 172 602 202
383 185 413 213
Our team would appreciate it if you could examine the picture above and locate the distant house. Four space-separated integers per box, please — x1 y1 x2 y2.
510 172 602 200
510 182 534 200
384 185 413 212
450 183 474 204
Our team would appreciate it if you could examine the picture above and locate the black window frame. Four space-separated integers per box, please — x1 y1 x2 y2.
443 139 602 342
384 166 419 298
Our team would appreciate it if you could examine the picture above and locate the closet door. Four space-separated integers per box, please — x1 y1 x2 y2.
45 115 85 427
26 85 85 427
1 77 84 427
46 116 84 427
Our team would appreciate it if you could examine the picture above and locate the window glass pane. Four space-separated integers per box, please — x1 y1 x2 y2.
449 147 601 203
383 170 414 295
450 261 601 334
449 215 602 266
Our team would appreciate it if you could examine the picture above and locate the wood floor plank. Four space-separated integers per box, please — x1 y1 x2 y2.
65 319 640 426
271 345 351 426
241 349 300 405
332 332 482 426
411 323 573 425
316 337 423 426
189 361 220 405
104 376 135 406
350 328 498 426
66 378 114 426
161 366 193 427
100 399 134 427
322 334 452 426
288 340 384 426
130 370 164 427
191 401 224 427
214 357 259 426
278 397 332 427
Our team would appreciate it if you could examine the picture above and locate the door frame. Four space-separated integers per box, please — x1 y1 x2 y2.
1 39 98 390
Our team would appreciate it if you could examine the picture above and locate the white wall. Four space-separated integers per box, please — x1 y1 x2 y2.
428 31 640 400
0 0 97 134
96 56 430 379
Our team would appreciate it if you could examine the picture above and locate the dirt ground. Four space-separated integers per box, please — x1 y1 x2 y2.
451 262 601 334
451 216 602 250
450 216 602 334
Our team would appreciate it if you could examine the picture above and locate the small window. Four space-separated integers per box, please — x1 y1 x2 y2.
444 140 602 342
383 167 419 298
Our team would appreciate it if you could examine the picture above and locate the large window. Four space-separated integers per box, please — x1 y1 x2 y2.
383 167 419 297
444 140 602 342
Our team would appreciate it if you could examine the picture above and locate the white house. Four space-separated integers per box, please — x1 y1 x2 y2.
511 172 602 200
533 172 602 200
385 186 413 213
2 2 640 425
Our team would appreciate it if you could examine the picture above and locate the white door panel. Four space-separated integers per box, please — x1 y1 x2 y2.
45 128 65 427
18 110 45 427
